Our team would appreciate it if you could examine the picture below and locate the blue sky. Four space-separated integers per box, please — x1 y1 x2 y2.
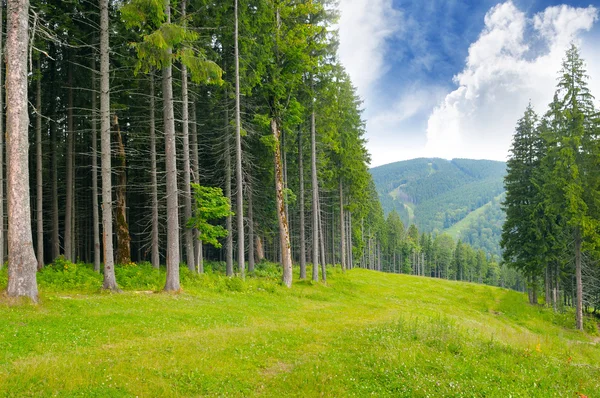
337 0 600 166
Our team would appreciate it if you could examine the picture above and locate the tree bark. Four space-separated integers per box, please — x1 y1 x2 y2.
6 0 38 301
190 97 202 272
256 235 265 262
575 229 583 330
64 61 74 261
35 59 43 270
234 0 245 277
91 54 101 272
180 0 194 272
0 1 4 268
112 115 131 265
163 0 181 291
100 0 118 291
272 119 293 287
311 108 319 282
224 94 233 277
248 186 255 273
298 130 306 278
149 73 160 269
339 179 346 271
318 190 326 282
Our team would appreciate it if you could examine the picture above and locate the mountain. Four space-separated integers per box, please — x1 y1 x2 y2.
370 158 506 256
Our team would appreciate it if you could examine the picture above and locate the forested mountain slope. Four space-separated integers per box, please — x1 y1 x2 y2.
371 158 506 255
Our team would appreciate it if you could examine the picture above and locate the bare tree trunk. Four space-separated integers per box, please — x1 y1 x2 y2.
271 119 293 287
6 0 38 301
318 190 326 282
149 74 160 269
113 116 131 264
256 234 264 262
298 130 306 278
35 59 43 270
248 186 255 273
311 107 319 282
234 0 245 277
339 179 346 271
64 61 74 261
348 211 353 269
180 0 194 272
0 1 4 268
91 55 101 272
100 0 118 291
190 97 202 272
163 0 180 291
575 229 583 330
224 95 233 277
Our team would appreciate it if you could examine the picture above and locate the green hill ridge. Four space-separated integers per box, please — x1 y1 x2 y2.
1 266 599 396
371 158 506 256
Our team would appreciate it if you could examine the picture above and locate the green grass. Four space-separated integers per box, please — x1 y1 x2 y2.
1 263 600 397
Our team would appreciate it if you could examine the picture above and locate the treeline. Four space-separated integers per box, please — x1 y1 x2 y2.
372 210 523 290
502 45 600 330
3 0 384 300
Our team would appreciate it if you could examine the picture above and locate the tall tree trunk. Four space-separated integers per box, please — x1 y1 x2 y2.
575 229 583 330
163 0 180 291
318 190 326 282
6 0 38 301
272 119 293 287
0 1 4 268
234 0 245 277
339 179 346 271
348 211 353 269
190 97 202 272
64 61 74 261
180 0 194 272
100 0 118 291
311 107 319 282
149 73 160 269
35 59 43 270
248 186 255 273
298 130 306 278
256 234 264 262
113 115 131 264
51 63 59 260
91 54 101 272
224 95 233 277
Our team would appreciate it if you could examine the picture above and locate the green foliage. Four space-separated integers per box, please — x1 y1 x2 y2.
187 184 234 249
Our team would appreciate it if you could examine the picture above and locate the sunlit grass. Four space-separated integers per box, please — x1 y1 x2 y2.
1 263 599 397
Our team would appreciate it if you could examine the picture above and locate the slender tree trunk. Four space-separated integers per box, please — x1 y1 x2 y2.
256 234 264 262
224 95 233 277
163 0 180 291
339 179 346 271
272 119 293 287
298 130 306 278
234 0 245 277
248 186 255 273
318 190 326 281
91 55 101 272
575 229 583 330
35 59 43 270
100 0 118 291
180 0 194 272
51 68 59 260
0 1 4 268
190 97 202 272
6 0 38 301
149 74 160 269
64 61 74 261
113 115 131 264
311 107 319 282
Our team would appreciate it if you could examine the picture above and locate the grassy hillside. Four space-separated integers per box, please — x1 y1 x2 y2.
1 264 600 397
371 158 506 254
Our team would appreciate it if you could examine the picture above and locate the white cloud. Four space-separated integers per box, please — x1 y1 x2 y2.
425 1 598 161
337 0 401 104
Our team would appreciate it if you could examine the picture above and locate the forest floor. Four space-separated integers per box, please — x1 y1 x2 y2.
1 262 600 397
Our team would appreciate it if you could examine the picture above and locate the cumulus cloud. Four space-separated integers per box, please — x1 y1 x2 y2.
425 1 598 161
337 0 401 103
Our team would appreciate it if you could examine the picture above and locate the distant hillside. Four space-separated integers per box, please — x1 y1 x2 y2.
371 158 506 256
